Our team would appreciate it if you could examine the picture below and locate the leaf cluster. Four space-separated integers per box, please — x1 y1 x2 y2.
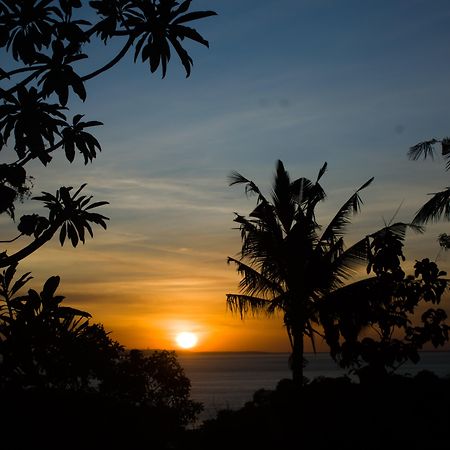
408 137 450 170
89 0 216 77
101 349 203 426
408 136 450 224
1 0 216 265
322 230 449 381
0 263 93 388
34 183 109 247
0 184 109 270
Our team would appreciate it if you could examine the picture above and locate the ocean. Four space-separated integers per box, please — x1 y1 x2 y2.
177 352 450 421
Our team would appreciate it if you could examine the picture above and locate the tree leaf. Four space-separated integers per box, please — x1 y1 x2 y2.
42 275 60 300
172 11 217 26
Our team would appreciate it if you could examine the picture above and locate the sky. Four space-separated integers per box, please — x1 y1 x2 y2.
3 0 450 352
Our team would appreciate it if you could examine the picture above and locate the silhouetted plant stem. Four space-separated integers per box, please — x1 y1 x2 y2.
6 71 43 95
0 234 23 243
82 36 135 82
16 141 64 167
0 221 62 268
291 327 304 387
1 65 46 80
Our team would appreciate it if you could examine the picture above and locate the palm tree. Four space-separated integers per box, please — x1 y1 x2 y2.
226 160 375 385
408 138 450 226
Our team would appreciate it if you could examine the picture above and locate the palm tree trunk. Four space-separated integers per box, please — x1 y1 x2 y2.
291 328 304 387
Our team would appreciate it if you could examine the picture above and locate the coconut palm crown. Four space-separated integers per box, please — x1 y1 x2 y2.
226 160 377 385
408 137 450 225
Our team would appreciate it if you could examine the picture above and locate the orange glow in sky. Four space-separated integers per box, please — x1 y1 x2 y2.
176 332 198 349
5 1 450 354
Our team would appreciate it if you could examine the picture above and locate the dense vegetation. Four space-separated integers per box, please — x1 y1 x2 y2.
227 161 449 384
0 264 201 448
186 373 450 450
0 2 214 448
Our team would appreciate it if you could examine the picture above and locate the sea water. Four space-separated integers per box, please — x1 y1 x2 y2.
177 352 450 421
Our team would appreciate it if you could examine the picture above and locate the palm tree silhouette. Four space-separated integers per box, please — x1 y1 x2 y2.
408 138 450 225
226 160 375 385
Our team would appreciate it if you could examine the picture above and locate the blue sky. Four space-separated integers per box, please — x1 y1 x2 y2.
8 0 450 351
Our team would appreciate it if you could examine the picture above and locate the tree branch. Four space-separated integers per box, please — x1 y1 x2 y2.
81 36 134 82
6 70 44 95
0 221 61 269
1 65 46 81
0 233 23 243
16 141 64 167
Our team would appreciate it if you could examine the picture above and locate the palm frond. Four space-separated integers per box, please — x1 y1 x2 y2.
319 177 374 245
305 181 327 222
249 201 279 234
228 171 261 198
228 171 251 187
235 219 284 276
316 162 328 182
241 228 284 271
226 293 274 319
233 213 258 240
329 222 422 283
412 188 450 225
408 139 439 161
272 160 295 233
266 292 288 314
289 177 316 204
329 236 370 285
322 277 379 317
229 170 272 206
369 221 423 240
227 257 284 297
442 138 450 171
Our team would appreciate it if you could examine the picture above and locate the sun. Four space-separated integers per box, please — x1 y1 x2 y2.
175 331 198 349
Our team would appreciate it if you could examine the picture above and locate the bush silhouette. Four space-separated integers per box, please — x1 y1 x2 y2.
0 264 202 449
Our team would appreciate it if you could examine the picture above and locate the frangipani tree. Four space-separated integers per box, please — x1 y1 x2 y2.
0 0 216 266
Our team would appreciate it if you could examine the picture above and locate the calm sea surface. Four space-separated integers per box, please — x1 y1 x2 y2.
177 352 450 421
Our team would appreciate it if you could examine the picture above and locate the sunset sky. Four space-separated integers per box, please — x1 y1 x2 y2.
3 0 450 352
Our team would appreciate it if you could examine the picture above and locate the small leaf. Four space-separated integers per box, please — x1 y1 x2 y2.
42 275 60 299
64 140 75 162
172 11 217 26
59 224 67 246
10 272 33 296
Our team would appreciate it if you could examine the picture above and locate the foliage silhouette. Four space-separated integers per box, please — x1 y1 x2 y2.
0 0 216 265
321 228 449 383
226 160 416 385
186 374 450 450
0 264 202 446
0 3 214 446
408 137 450 226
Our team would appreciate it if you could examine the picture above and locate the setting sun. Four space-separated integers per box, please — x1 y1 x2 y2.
176 332 198 349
